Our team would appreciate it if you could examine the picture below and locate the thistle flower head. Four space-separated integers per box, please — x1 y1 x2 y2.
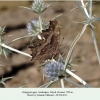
44 60 65 80
26 19 46 39
31 0 51 14
26 20 37 35
0 27 10 58
20 0 52 15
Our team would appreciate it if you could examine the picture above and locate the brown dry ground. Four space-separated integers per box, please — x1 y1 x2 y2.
0 1 100 88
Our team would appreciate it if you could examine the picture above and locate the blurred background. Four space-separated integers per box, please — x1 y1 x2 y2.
0 1 100 88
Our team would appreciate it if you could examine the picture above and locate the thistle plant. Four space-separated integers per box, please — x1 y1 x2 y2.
0 0 99 88
26 19 46 40
44 60 65 81
28 0 52 32
0 27 31 58
73 0 100 65
19 0 51 39
40 55 91 88
0 27 11 58
0 77 13 88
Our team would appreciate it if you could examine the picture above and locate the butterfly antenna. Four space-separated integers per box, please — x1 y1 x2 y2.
60 37 64 46
60 38 72 49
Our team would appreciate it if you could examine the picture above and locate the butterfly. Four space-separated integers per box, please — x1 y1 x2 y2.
28 20 62 61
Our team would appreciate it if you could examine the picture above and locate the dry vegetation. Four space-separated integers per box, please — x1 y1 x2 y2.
0 1 100 87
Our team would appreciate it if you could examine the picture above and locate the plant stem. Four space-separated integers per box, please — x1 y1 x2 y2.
80 0 89 18
8 34 34 45
60 79 64 88
89 0 92 18
66 69 91 87
39 14 42 32
74 0 88 19
89 0 100 64
1 43 32 58
64 24 87 70
90 26 100 64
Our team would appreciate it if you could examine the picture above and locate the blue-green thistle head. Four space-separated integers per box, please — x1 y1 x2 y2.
44 60 65 81
26 19 46 39
31 0 52 14
27 20 46 34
